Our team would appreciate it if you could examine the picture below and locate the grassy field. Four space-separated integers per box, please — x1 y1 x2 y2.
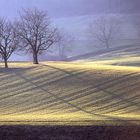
70 43 140 66
0 60 139 126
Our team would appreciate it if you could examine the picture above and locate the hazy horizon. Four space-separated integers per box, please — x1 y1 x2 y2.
0 0 140 20
0 0 139 61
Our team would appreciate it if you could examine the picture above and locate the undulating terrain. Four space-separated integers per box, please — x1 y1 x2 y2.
0 41 140 140
0 56 140 125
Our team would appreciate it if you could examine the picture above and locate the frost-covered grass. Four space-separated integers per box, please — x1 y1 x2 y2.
0 61 139 125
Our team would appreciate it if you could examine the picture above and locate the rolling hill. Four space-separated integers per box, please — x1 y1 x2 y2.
0 61 139 125
68 43 140 66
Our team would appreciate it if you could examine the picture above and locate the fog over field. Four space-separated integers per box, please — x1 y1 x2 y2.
0 0 140 61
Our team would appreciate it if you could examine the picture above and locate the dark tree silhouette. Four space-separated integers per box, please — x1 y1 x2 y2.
15 8 59 64
0 18 18 68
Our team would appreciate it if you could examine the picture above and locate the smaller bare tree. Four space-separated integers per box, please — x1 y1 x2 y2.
0 18 18 68
57 30 74 60
15 8 59 64
88 16 120 49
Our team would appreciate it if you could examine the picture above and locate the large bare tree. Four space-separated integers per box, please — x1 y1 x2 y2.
0 18 18 68
15 8 59 64
88 16 120 49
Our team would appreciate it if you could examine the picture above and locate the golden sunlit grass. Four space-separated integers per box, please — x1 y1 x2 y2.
0 59 140 125
75 54 140 66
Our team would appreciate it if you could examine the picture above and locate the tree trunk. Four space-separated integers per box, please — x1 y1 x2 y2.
4 57 8 68
105 41 110 49
33 52 39 64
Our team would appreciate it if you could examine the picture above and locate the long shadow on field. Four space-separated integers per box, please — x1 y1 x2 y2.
7 64 138 124
0 67 34 73
40 64 140 118
1 64 139 124
4 65 134 123
42 64 140 110
12 70 114 119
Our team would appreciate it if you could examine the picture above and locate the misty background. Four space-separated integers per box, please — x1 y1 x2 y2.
0 0 140 61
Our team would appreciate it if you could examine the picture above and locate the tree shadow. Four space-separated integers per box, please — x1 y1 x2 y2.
0 67 35 73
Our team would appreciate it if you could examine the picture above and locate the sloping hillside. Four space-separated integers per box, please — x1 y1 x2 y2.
68 43 140 66
0 62 139 125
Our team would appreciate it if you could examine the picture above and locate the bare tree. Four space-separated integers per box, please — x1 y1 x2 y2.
15 8 59 64
88 16 120 49
0 18 18 68
57 30 74 60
